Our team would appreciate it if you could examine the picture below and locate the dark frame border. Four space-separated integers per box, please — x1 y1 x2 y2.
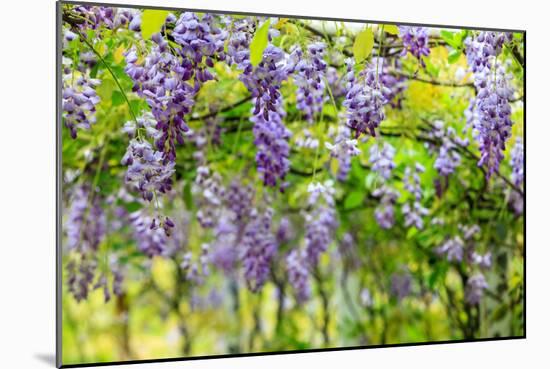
56 1 527 368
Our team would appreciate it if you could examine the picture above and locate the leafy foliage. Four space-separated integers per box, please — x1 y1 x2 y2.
60 4 524 365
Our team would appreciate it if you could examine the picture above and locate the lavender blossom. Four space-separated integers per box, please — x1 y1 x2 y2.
193 166 225 228
129 210 168 257
390 270 412 301
373 186 399 229
472 66 514 178
436 236 464 262
509 137 524 214
251 95 291 189
286 249 311 303
326 124 361 181
241 209 277 292
304 181 338 266
343 59 389 137
121 139 175 202
369 142 396 180
399 26 431 66
288 42 328 123
465 273 489 305
62 57 100 139
402 164 429 229
66 186 106 252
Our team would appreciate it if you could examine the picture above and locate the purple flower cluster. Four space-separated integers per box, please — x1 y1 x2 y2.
326 124 361 181
225 20 292 189
509 137 524 214
172 13 227 86
209 214 239 274
286 249 311 303
125 37 195 162
402 164 429 229
373 186 399 229
398 26 430 66
67 256 97 302
429 121 468 177
288 42 328 123
369 142 396 180
251 95 291 189
472 67 514 178
193 166 225 228
465 273 489 305
124 13 225 162
62 57 100 139
66 186 106 252
180 243 211 284
121 139 175 202
465 32 515 179
210 180 255 276
304 181 338 266
465 32 512 73
241 209 277 292
72 6 142 31
374 57 408 109
128 210 169 257
390 270 412 301
343 59 388 137
435 236 464 262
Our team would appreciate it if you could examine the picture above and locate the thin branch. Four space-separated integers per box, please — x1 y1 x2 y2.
388 68 474 88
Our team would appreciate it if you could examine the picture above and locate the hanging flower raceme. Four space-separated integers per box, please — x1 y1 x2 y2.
373 57 408 108
124 13 225 162
286 249 311 303
390 270 412 301
465 273 489 305
65 185 106 302
402 163 429 229
435 236 464 262
465 31 515 179
304 181 338 266
62 57 101 139
71 5 142 31
172 12 227 86
128 210 169 257
66 186 106 252
288 42 328 123
429 121 469 177
509 137 524 214
373 185 399 229
241 208 277 293
192 166 225 229
121 139 175 202
473 66 514 179
343 59 389 137
465 32 512 73
226 19 292 189
326 124 361 181
180 243 211 284
251 95 291 190
369 142 396 180
398 26 431 66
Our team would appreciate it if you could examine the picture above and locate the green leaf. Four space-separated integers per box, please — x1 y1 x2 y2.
424 57 440 77
406 227 419 239
183 181 193 210
141 9 170 40
447 50 461 64
440 30 461 49
111 90 125 106
250 21 271 67
344 191 365 209
353 28 374 64
385 25 399 35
